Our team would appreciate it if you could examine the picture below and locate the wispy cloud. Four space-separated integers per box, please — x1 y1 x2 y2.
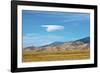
41 25 64 32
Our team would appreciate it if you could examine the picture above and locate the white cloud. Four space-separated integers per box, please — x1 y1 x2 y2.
41 25 64 32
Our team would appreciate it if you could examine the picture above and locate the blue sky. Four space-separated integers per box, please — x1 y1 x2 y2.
22 10 90 48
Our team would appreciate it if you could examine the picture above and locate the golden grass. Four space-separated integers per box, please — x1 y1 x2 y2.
22 49 90 62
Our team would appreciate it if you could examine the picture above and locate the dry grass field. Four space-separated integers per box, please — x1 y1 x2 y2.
22 49 90 62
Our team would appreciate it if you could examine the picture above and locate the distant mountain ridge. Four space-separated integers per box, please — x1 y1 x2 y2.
40 36 90 47
75 37 90 43
24 36 90 51
40 41 64 47
24 46 36 50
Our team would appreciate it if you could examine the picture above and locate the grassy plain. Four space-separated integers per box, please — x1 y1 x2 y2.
22 49 90 62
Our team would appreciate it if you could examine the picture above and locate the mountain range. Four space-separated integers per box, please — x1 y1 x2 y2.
24 36 90 52
40 37 90 47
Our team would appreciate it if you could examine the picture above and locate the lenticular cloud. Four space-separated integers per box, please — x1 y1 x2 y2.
41 25 64 32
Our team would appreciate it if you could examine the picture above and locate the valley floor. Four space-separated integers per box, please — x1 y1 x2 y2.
22 49 90 62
